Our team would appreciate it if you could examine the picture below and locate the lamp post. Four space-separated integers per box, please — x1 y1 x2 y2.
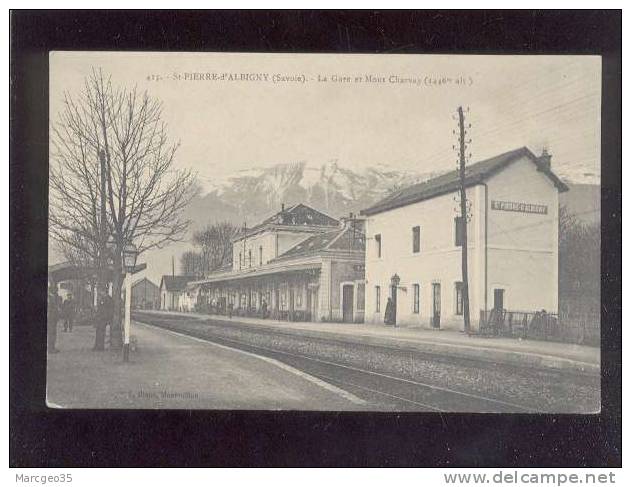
390 274 401 327
122 242 139 362
390 273 401 288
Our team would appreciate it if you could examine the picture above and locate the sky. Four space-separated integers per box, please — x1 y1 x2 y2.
49 52 601 282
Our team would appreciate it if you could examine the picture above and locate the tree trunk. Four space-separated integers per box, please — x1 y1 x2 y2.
110 253 123 350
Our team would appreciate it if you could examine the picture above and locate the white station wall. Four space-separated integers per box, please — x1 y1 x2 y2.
364 156 560 330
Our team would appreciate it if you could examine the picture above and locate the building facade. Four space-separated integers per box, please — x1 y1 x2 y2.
360 147 568 331
131 278 160 310
48 262 107 309
188 204 366 323
160 275 195 311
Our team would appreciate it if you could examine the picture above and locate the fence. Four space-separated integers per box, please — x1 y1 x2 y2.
479 309 600 346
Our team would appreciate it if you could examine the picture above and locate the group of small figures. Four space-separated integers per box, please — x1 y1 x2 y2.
47 286 115 354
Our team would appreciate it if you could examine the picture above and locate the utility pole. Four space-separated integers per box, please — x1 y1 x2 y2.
457 106 472 334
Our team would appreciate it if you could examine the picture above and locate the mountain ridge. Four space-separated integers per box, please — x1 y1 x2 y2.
189 160 433 229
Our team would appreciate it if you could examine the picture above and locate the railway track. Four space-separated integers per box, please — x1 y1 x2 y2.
133 312 557 412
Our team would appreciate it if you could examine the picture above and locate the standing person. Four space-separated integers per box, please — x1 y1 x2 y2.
384 297 394 326
261 299 268 319
62 294 76 332
94 291 113 351
47 285 60 353
227 301 233 319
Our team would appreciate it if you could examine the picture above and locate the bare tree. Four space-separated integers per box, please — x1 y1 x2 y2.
50 68 197 348
559 205 600 316
55 232 99 270
50 94 109 308
55 234 100 301
192 221 239 274
180 250 203 277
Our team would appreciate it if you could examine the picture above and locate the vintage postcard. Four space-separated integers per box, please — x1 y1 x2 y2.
46 52 601 412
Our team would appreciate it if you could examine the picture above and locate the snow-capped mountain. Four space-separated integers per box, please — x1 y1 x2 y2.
191 158 600 231
143 159 598 284
189 161 430 228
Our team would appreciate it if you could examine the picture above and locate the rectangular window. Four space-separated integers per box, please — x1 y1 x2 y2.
375 234 382 258
455 281 463 315
259 246 263 266
375 285 381 313
454 217 464 246
413 283 420 314
412 226 420 253
248 249 252 267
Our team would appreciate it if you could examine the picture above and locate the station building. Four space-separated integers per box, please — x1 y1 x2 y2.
360 147 569 331
159 275 195 311
131 277 160 310
187 203 366 323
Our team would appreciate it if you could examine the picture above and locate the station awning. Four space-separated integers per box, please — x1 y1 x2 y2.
188 261 322 289
48 262 146 282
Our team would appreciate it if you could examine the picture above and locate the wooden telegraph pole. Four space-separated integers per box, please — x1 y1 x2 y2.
457 106 472 334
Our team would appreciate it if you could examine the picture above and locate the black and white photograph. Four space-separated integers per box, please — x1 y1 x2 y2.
45 52 602 413
10 9 622 471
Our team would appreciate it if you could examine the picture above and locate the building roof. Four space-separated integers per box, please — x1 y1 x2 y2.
160 275 195 292
48 261 114 282
132 277 159 290
360 147 569 217
188 261 323 289
187 221 365 290
235 203 339 240
272 221 365 262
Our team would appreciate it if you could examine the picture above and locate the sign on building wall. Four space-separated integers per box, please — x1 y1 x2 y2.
491 200 548 215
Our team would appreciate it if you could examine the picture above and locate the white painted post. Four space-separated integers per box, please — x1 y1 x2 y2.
123 273 131 361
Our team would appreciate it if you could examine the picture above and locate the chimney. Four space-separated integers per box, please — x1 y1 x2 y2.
538 148 552 171
340 212 361 229
281 203 285 212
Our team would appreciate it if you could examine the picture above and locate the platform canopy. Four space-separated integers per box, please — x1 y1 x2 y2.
189 261 322 290
48 262 146 283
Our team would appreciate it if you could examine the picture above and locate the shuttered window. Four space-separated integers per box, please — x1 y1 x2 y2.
455 282 464 315
413 284 420 314
454 217 465 246
412 226 420 253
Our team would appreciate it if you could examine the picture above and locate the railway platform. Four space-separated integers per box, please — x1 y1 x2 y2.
45 321 367 410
